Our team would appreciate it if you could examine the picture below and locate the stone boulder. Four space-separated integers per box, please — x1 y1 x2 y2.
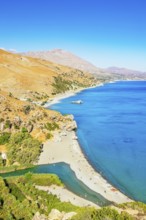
13 116 22 127
0 122 5 131
48 209 76 220
26 124 33 133
66 120 77 131
32 212 48 220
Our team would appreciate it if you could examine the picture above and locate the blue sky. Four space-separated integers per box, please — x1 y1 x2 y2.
0 0 146 71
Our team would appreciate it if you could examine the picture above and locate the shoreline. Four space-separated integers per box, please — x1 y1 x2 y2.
36 185 99 208
38 129 132 204
44 84 103 107
38 83 132 205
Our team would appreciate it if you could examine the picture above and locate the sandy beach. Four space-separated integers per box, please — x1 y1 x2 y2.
36 185 99 208
38 130 132 205
38 84 132 206
44 84 103 107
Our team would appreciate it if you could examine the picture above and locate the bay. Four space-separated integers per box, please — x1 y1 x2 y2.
50 81 146 203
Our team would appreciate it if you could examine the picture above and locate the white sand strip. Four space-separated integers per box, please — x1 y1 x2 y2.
38 130 132 204
44 84 103 107
36 185 99 208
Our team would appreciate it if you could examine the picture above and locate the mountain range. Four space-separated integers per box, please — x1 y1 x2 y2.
106 66 146 77
22 49 146 79
22 49 107 75
0 49 99 101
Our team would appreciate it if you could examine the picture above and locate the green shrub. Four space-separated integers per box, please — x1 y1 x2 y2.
0 175 78 220
46 133 53 139
14 124 20 130
0 156 4 166
118 201 146 213
4 120 11 129
29 174 63 186
45 122 59 131
9 92 13 97
23 105 31 114
52 76 72 94
0 118 4 123
21 127 28 133
7 132 41 165
71 207 133 220
0 132 11 144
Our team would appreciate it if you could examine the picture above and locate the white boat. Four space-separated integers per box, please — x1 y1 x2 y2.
71 100 83 104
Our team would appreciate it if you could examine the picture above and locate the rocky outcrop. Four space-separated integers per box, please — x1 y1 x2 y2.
13 116 22 127
65 114 74 121
0 122 5 131
32 209 76 220
26 123 33 133
32 212 48 220
48 209 76 220
66 120 77 131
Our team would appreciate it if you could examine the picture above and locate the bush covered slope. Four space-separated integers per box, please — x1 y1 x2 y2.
1 174 145 220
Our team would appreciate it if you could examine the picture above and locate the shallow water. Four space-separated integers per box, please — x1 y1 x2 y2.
50 81 146 203
0 163 110 206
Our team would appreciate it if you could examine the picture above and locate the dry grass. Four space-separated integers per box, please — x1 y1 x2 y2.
0 49 97 100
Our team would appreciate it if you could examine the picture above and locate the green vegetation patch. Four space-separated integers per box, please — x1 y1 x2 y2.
23 173 63 187
7 132 41 165
118 201 146 214
0 164 34 174
71 207 134 220
0 132 11 145
52 76 73 94
0 175 78 220
45 122 59 130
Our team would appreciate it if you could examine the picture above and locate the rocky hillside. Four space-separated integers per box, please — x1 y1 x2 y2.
0 49 100 101
22 49 146 81
0 90 75 143
22 49 104 75
0 90 78 166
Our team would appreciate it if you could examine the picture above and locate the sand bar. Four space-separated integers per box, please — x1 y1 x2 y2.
36 185 99 208
38 130 132 204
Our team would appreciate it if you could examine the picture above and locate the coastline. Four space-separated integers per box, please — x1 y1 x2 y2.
44 84 103 107
38 84 132 205
38 132 131 205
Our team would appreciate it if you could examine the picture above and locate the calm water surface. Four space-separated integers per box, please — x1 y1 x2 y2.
50 81 146 202
0 163 110 206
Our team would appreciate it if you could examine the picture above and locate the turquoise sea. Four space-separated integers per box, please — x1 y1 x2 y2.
50 81 146 203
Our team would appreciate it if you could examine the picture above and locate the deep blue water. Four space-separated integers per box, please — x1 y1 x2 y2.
50 81 146 203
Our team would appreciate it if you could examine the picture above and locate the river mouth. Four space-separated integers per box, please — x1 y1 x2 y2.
0 162 111 206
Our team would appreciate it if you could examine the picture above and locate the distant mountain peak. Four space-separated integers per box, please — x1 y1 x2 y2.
106 66 146 75
22 49 103 74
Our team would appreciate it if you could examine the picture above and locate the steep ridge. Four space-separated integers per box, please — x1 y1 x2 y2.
22 49 103 74
0 49 99 101
22 49 146 80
